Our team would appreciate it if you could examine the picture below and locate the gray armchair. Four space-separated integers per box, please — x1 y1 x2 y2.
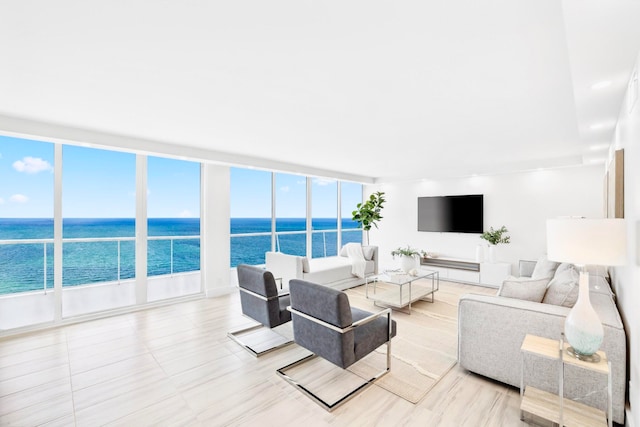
227 264 293 357
277 279 397 411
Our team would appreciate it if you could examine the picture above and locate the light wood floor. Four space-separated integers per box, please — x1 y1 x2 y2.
0 282 528 427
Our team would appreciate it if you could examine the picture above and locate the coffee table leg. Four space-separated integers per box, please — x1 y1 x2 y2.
430 274 435 303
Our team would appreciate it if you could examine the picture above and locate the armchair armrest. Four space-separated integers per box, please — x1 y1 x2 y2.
239 287 281 302
287 306 392 334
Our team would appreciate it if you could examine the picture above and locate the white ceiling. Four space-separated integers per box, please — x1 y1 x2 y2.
1 0 639 183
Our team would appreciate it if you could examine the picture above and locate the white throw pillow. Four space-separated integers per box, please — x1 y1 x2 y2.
362 246 375 261
531 255 560 279
542 265 580 307
498 277 550 303
340 243 366 259
553 262 574 277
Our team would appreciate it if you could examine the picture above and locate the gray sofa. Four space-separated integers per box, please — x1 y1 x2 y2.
458 260 626 424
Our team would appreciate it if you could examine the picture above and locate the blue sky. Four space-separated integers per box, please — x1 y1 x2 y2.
0 135 361 218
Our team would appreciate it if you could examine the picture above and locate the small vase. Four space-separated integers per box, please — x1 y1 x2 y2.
488 245 496 263
400 255 416 273
564 270 603 358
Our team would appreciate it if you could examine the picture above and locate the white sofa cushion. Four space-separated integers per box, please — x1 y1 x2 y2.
531 255 560 279
498 277 549 302
542 265 579 307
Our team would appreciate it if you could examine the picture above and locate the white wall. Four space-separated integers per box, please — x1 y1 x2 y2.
611 51 640 427
366 165 603 274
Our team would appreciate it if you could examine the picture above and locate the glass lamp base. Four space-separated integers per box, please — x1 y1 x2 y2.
566 346 601 363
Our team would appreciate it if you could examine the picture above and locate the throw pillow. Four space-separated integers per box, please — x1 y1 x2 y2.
542 265 580 307
339 245 348 257
300 257 311 273
362 246 375 261
531 255 560 279
497 277 550 303
553 262 574 278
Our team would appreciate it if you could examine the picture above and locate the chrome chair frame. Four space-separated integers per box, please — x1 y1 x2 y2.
276 306 393 411
227 287 293 357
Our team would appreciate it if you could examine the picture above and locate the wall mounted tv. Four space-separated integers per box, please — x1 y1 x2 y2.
417 194 483 233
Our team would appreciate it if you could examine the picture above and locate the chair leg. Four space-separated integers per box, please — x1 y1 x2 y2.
276 344 391 412
227 324 293 357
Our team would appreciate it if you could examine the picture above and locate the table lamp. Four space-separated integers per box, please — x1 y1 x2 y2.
546 218 627 362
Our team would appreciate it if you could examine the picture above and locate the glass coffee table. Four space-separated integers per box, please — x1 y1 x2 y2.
365 269 439 314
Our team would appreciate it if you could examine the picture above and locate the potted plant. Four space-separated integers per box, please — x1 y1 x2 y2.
480 226 510 262
391 245 421 273
352 191 386 245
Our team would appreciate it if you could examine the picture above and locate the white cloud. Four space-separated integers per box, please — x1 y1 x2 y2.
178 209 194 218
280 186 290 193
10 194 28 203
13 157 53 174
313 178 335 186
296 179 306 185
0 198 4 204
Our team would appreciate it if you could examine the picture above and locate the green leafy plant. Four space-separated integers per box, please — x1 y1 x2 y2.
391 245 421 258
480 226 511 245
352 191 386 245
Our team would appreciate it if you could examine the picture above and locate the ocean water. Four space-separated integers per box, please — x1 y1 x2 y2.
0 218 361 295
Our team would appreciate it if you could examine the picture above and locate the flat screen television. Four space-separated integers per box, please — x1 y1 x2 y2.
417 194 483 233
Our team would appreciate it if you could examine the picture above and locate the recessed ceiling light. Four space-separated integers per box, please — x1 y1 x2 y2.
591 80 612 90
589 144 610 151
589 122 611 130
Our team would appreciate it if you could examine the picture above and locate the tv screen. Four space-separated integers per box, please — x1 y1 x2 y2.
417 194 483 233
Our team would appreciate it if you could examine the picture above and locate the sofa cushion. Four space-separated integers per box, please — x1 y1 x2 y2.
542 265 579 307
340 244 365 258
362 246 375 261
553 262 574 277
497 277 550 302
531 255 560 279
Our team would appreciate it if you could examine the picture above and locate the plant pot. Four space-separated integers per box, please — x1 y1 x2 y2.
400 255 416 273
488 245 496 263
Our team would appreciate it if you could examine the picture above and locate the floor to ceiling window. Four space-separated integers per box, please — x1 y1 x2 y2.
0 136 55 329
311 178 338 258
230 167 363 266
62 145 136 317
341 181 363 245
275 173 307 256
147 156 201 301
230 167 272 267
0 139 207 330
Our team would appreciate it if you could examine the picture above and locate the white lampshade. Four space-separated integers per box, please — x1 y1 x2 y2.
546 218 627 266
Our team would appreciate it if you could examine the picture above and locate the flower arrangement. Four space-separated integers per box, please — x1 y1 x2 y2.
480 226 511 245
391 245 422 258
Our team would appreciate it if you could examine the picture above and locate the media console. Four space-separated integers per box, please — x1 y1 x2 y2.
420 257 510 288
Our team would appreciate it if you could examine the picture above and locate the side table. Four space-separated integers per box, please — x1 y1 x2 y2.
519 334 612 427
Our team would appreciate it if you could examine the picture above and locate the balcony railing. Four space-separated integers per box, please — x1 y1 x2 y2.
0 235 200 295
229 228 362 267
